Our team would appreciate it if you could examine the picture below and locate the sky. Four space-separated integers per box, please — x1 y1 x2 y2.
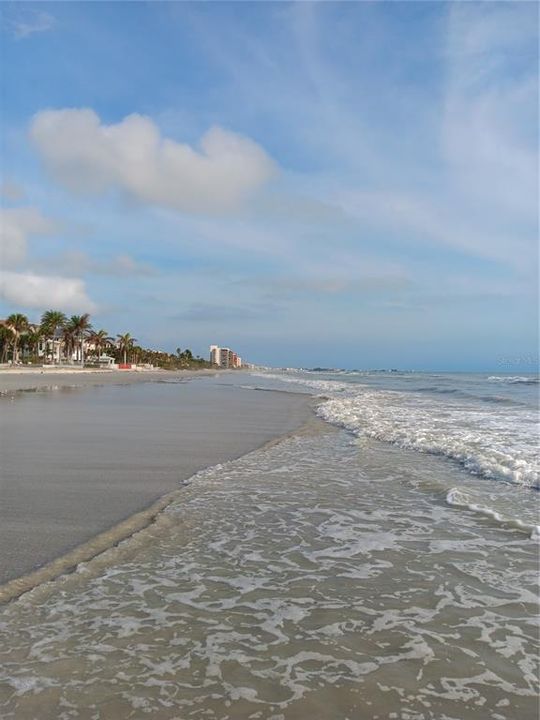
0 1 538 370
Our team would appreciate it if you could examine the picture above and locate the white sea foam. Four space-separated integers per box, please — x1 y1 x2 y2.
488 376 539 384
254 371 540 488
0 431 538 720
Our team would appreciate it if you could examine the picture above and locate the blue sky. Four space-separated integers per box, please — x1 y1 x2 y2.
0 1 538 370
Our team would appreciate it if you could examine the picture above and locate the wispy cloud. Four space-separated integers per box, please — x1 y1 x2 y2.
173 303 275 323
235 271 411 300
0 180 25 202
30 250 157 278
8 10 55 40
326 2 538 274
0 207 59 267
442 2 538 217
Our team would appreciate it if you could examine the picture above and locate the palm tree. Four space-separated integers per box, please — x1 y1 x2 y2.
62 324 75 363
0 324 13 363
5 313 29 364
66 314 92 364
87 329 113 360
22 325 43 363
132 345 143 364
40 310 67 364
117 333 137 364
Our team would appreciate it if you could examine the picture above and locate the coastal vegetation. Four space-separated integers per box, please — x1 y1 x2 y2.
116 332 137 365
0 310 212 370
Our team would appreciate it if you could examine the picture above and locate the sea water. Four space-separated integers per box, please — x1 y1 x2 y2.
0 371 538 719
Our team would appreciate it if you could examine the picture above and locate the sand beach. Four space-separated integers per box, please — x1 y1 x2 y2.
0 370 313 596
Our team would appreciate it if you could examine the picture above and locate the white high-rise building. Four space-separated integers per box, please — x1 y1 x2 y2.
209 345 220 365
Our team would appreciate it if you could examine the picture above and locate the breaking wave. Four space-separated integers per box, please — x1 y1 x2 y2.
254 372 539 489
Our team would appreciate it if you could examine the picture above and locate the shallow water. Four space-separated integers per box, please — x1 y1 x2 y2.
1 427 538 719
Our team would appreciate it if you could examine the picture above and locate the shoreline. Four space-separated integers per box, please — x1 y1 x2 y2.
0 405 327 605
0 367 222 394
0 374 315 601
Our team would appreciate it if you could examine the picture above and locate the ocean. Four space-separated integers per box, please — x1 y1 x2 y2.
0 370 538 719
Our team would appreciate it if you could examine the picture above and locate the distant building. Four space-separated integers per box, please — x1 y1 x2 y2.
209 344 245 368
209 345 220 366
220 347 231 368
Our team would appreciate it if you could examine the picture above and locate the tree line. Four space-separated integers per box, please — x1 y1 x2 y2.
0 310 211 369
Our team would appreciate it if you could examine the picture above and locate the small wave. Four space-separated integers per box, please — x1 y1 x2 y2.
488 376 539 385
412 387 525 407
251 372 350 395
446 489 540 540
414 387 461 395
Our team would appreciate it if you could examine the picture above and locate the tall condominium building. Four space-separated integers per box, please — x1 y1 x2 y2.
209 345 244 368
220 347 231 368
209 345 220 366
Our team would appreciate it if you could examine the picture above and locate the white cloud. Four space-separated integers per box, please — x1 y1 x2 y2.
0 271 96 313
339 189 535 269
334 3 538 273
30 109 277 214
0 207 58 267
442 2 538 217
9 11 56 39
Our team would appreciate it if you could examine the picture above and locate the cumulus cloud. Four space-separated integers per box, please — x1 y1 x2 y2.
30 109 277 213
0 207 58 267
0 271 96 313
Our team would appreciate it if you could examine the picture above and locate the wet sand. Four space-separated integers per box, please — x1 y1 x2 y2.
0 374 312 588
0 367 217 394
